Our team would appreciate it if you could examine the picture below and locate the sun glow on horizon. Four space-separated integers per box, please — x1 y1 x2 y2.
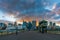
0 12 16 22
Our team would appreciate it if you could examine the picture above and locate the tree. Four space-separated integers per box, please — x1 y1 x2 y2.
2 23 7 30
0 23 7 30
14 22 18 35
39 20 48 33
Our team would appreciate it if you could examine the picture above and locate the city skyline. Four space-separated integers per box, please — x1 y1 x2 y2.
0 0 60 26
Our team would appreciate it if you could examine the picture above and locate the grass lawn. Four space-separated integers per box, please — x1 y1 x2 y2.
47 30 60 34
0 30 60 36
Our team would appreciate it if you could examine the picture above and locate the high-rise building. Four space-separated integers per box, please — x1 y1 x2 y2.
52 23 56 29
49 22 53 26
22 21 27 30
18 24 22 29
53 23 56 26
32 20 36 30
14 22 17 27
48 22 53 29
8 23 13 27
27 22 32 31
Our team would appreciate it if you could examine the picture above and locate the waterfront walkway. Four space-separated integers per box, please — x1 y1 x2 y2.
0 31 60 40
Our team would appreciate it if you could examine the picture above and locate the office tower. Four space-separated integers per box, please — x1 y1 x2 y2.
8 23 13 27
32 20 36 30
53 23 56 27
52 23 56 29
49 22 53 26
22 21 27 30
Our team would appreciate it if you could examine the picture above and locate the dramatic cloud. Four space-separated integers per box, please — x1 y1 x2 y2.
0 0 60 25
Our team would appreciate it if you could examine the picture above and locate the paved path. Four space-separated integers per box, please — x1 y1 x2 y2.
0 31 60 40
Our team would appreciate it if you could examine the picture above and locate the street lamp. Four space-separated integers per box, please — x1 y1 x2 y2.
14 22 18 35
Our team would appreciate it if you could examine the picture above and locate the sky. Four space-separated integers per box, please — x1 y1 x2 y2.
0 0 60 26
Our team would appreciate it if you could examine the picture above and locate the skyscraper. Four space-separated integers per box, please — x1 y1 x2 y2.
32 20 36 30
22 21 27 30
8 23 13 27
53 23 56 27
52 23 56 29
49 22 53 26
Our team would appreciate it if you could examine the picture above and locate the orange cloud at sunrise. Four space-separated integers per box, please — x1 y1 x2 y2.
16 16 40 26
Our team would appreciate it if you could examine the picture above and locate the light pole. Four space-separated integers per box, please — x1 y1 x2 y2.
14 22 18 35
